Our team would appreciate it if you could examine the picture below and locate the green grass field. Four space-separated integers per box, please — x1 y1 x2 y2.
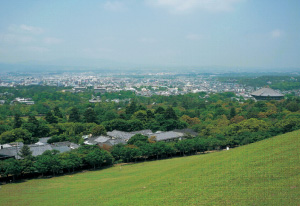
1 130 300 206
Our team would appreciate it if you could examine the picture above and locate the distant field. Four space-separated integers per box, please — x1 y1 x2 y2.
1 130 300 205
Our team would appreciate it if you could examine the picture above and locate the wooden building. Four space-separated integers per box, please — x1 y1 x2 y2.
251 87 284 101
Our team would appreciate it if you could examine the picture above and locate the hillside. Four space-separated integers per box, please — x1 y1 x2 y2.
1 130 300 205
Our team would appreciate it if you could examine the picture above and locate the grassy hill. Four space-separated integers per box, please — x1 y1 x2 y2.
1 130 300 205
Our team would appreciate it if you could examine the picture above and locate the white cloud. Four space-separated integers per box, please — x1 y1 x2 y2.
20 24 44 34
0 33 34 43
271 29 284 38
1 25 62 47
44 37 62 44
8 24 44 35
104 1 126 11
186 33 202 40
147 0 244 13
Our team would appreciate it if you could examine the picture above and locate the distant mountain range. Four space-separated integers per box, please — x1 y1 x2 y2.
0 60 299 74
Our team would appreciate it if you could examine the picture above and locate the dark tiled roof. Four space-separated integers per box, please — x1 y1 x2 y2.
131 130 153 136
0 144 54 159
70 143 80 149
174 129 198 137
38 137 51 144
28 144 53 156
151 131 184 142
94 136 110 143
51 141 72 147
51 146 71 153
0 147 21 159
106 139 126 146
84 137 99 145
107 130 135 141
251 88 284 97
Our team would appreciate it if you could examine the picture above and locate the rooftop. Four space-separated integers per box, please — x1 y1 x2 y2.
107 130 135 141
251 88 284 97
151 131 184 142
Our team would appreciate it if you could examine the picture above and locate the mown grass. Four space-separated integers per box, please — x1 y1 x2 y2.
1 130 300 205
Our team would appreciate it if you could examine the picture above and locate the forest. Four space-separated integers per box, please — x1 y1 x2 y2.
1 85 300 180
218 75 300 91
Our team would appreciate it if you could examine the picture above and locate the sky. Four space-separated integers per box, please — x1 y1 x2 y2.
0 0 299 70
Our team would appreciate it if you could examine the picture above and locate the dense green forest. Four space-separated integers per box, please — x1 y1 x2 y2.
1 85 300 180
218 75 300 91
1 85 300 145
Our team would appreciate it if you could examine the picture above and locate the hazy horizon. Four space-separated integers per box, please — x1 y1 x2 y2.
0 0 300 71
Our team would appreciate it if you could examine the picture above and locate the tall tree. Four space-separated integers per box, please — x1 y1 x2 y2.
83 107 97 123
53 106 63 118
2 158 22 181
69 107 81 122
45 111 58 124
91 125 107 136
14 113 22 128
127 134 148 145
28 115 39 125
229 107 236 119
22 115 39 137
35 150 61 176
85 150 104 169
19 145 35 174
155 107 165 114
19 145 33 159
0 128 32 144
126 100 137 115
164 107 178 120
146 110 154 119
59 152 81 173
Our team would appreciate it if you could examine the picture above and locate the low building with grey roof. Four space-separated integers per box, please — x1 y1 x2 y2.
0 147 21 159
0 144 53 159
107 130 135 142
84 136 110 145
70 143 80 149
131 130 153 136
36 137 51 145
0 144 13 149
51 146 71 153
95 136 111 143
29 144 53 157
102 139 126 146
84 135 126 146
173 129 198 137
149 131 185 142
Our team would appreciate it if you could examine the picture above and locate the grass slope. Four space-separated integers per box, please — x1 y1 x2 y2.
1 130 300 205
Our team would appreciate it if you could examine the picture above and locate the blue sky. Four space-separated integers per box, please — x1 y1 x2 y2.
0 0 299 69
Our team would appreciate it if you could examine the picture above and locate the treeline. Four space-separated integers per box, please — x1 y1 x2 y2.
0 86 135 117
0 133 225 182
1 90 300 145
0 101 188 144
110 134 211 163
2 114 300 182
0 145 113 181
0 114 102 144
1 86 300 147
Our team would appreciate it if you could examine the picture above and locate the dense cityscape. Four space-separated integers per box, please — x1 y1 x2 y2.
2 71 299 107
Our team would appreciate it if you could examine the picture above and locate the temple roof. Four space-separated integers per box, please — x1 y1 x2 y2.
251 88 284 97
